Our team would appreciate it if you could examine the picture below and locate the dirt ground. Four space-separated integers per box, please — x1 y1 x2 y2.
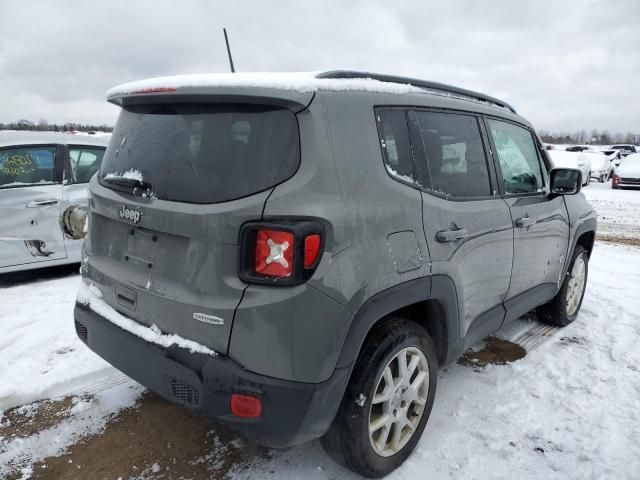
458 336 527 368
3 338 527 480
596 233 640 246
6 393 265 480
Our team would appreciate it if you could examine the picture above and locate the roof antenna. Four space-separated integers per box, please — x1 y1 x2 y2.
223 27 236 73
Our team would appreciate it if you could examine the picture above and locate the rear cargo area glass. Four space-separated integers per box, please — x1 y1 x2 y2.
100 103 300 203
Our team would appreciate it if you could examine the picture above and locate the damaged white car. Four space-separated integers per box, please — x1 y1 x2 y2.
0 132 108 273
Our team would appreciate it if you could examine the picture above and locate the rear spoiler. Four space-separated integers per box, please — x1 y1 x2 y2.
107 87 315 113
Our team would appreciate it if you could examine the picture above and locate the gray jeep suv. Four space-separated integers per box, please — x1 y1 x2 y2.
74 71 595 477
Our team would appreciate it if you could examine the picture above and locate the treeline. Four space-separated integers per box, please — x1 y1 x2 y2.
538 129 639 145
0 119 113 133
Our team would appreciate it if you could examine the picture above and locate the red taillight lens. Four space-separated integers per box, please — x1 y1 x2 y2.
255 229 294 278
304 234 321 268
230 393 262 418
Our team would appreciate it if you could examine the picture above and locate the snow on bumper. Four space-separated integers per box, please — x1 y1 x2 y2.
76 281 217 356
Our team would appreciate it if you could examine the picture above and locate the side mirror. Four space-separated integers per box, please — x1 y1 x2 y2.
549 168 582 196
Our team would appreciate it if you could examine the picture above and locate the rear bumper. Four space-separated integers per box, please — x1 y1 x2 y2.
74 303 349 448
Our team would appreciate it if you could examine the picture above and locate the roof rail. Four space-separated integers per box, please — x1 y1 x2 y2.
316 70 517 114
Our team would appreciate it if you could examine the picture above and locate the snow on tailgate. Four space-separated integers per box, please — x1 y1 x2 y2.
76 282 217 356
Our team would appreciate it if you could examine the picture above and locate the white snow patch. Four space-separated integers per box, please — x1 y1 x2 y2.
103 168 143 183
583 181 640 238
76 282 217 356
232 242 640 479
106 72 425 98
0 275 114 411
384 164 416 184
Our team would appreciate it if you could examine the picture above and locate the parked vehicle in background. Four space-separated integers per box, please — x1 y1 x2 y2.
612 153 640 189
548 149 592 186
610 144 637 157
0 131 108 273
586 151 616 182
565 145 592 153
74 70 596 478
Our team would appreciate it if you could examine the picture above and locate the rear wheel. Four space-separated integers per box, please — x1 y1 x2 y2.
537 245 588 327
321 318 437 478
599 173 606 183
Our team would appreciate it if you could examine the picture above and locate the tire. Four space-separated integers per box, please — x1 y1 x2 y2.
599 173 605 183
584 173 590 186
321 318 438 478
537 245 589 327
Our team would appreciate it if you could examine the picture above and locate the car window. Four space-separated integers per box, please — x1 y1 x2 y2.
488 119 545 194
69 147 105 183
375 109 415 182
0 146 57 188
100 103 300 204
410 111 491 197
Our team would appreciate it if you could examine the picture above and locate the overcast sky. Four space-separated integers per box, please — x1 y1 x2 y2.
0 0 638 133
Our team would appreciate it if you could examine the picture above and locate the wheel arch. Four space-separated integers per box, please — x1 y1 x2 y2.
336 275 460 371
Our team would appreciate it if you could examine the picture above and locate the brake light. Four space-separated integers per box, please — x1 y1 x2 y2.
613 174 621 184
304 234 321 268
129 87 177 94
239 221 324 285
230 393 262 418
255 229 294 278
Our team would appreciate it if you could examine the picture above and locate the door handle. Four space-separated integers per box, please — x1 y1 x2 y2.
436 228 469 243
26 199 58 208
515 216 536 228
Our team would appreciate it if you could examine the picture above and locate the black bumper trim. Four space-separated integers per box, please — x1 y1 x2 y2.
74 303 349 448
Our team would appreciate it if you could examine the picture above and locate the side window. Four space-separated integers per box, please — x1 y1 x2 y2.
0 146 57 188
411 111 492 197
375 109 415 182
488 119 545 194
69 147 105 183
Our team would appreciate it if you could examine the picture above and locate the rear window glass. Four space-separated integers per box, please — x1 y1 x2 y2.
0 147 56 188
100 104 300 204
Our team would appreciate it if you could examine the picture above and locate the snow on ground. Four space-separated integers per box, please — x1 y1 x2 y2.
0 268 143 477
583 181 640 238
230 242 640 480
0 272 114 411
1 182 639 478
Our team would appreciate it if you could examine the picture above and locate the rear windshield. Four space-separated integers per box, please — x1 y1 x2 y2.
100 103 300 204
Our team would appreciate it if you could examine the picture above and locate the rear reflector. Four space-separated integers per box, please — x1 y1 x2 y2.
304 234 321 268
231 393 262 418
255 229 294 278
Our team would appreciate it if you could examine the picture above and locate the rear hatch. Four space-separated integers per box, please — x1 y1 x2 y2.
86 98 303 354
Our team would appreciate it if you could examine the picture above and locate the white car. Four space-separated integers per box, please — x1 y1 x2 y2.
548 149 592 186
586 151 616 182
612 153 640 189
0 131 108 273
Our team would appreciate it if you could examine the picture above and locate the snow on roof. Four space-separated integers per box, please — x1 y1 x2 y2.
106 71 426 99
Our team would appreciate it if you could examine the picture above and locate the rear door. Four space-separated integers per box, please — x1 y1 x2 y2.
0 144 66 268
87 102 300 354
406 109 514 338
484 117 570 309
62 145 106 260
